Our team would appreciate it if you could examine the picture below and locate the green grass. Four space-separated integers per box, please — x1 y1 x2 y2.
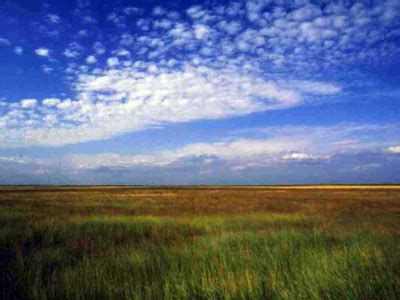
1 187 400 299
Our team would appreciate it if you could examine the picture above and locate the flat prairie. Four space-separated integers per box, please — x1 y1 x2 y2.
0 186 399 299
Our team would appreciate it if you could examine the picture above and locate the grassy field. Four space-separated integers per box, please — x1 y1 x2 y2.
0 186 399 299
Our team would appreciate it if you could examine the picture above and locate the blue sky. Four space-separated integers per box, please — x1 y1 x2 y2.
0 0 400 184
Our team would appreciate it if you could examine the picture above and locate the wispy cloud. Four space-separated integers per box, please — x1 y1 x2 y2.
66 123 400 170
0 123 399 184
46 14 61 24
13 47 23 55
0 38 10 46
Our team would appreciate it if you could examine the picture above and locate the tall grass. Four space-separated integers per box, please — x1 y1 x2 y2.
0 187 399 299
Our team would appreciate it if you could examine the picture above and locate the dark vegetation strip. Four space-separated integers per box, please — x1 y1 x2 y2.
1 186 400 194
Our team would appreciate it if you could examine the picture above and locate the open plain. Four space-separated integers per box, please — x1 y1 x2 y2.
0 186 400 299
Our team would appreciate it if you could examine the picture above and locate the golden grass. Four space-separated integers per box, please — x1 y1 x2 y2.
0 186 399 299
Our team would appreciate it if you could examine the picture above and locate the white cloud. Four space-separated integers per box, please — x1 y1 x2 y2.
153 6 166 16
107 57 119 67
194 24 209 39
0 62 342 147
291 4 321 21
282 152 329 162
78 30 88 37
123 7 140 16
86 55 97 64
93 42 106 55
175 139 297 161
41 65 53 73
67 138 301 169
387 146 400 153
283 81 342 95
46 14 60 23
20 99 37 108
115 49 130 56
35 48 50 57
186 6 205 19
63 42 82 58
218 21 242 35
13 46 23 55
56 99 73 110
43 114 58 125
42 98 61 106
64 49 80 58
1 0 398 150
